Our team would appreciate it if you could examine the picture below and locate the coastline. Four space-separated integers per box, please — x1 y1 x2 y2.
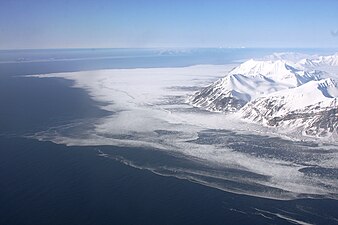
1 48 337 224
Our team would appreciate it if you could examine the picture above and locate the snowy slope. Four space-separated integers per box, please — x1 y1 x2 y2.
239 78 338 137
189 59 323 112
229 59 322 87
189 74 289 112
270 78 337 113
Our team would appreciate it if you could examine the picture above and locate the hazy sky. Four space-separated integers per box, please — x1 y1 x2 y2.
1 0 338 49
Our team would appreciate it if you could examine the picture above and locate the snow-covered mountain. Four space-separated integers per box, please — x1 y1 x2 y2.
228 59 322 86
240 78 338 137
189 53 338 138
189 59 323 112
189 73 286 112
298 53 338 67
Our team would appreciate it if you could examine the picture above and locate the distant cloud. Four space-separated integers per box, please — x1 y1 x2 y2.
331 30 338 37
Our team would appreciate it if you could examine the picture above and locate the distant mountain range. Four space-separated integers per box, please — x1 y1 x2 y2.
298 53 338 67
189 53 338 138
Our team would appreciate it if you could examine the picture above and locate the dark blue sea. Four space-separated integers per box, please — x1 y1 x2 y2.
0 48 337 225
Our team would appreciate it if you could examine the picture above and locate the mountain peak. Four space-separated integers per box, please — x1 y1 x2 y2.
229 59 291 77
228 59 321 87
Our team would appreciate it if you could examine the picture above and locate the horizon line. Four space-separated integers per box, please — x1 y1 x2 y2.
1 46 338 51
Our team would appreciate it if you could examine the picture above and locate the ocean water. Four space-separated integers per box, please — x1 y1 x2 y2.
0 48 337 225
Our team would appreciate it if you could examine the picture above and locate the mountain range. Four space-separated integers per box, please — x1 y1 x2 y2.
189 53 338 138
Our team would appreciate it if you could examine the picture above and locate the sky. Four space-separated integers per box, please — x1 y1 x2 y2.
0 0 338 49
